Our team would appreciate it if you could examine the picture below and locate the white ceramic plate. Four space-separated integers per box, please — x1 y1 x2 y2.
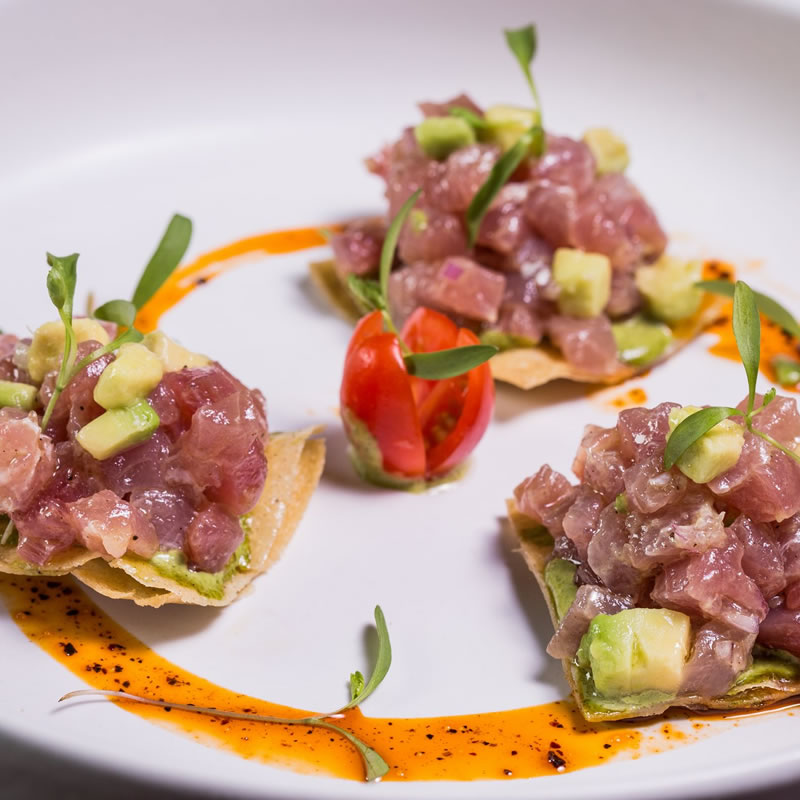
1 0 800 797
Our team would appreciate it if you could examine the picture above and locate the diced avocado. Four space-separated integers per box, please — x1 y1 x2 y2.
93 342 164 410
143 330 211 373
552 248 612 318
773 356 800 387
414 116 476 160
577 608 691 697
76 399 160 461
732 645 800 689
635 255 703 324
544 558 578 622
74 318 112 344
484 104 541 153
667 406 745 483
27 318 111 382
479 329 538 351
612 315 673 367
582 128 630 174
0 380 38 410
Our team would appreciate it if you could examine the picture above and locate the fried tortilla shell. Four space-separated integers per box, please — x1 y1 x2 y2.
310 259 727 390
0 429 325 608
508 499 800 722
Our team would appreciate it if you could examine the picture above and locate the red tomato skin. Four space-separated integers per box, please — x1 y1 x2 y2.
345 310 385 363
341 329 426 479
341 307 494 485
423 327 495 477
401 308 460 409
401 307 460 353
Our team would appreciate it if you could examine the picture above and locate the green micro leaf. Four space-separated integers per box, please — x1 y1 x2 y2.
663 406 741 471
697 279 800 340
380 190 421 303
59 689 389 783
58 604 394 783
46 252 79 318
347 275 387 313
448 106 489 132
504 24 541 109
337 605 393 712
93 299 137 328
132 214 192 309
733 281 761 415
41 253 80 430
404 344 498 381
465 129 541 247
349 671 366 703
311 719 389 782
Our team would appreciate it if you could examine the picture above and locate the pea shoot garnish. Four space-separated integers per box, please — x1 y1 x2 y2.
465 24 545 247
39 214 192 431
347 190 496 379
665 280 800 471
60 606 393 783
697 278 800 340
504 24 543 115
0 215 191 547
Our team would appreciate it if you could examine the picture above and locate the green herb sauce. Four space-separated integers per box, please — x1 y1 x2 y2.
147 520 251 600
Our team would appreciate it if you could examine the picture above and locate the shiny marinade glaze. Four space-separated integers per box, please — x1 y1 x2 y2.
512 397 800 720
327 95 711 380
0 325 267 595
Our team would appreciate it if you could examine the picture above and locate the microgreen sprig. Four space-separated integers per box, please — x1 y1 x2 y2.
347 191 496 379
465 24 545 247
60 606 393 782
39 253 80 430
664 280 800 471
466 128 541 247
38 215 192 432
697 278 800 340
131 213 192 310
504 24 543 114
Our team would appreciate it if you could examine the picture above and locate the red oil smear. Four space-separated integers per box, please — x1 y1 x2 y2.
0 575 643 782
135 225 340 333
2 575 796 782
703 260 800 391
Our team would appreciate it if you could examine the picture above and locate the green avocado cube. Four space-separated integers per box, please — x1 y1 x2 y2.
544 558 578 622
612 315 673 367
76 399 160 461
578 608 691 697
94 342 164 410
635 255 703 324
582 127 630 174
552 248 612 318
484 104 541 153
414 116 476 160
0 380 38 411
667 406 745 483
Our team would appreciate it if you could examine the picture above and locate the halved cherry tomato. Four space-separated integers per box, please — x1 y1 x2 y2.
340 308 494 486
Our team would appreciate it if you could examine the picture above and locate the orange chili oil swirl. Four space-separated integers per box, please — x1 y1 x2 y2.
135 225 340 333
702 260 800 391
609 387 648 410
0 575 645 781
